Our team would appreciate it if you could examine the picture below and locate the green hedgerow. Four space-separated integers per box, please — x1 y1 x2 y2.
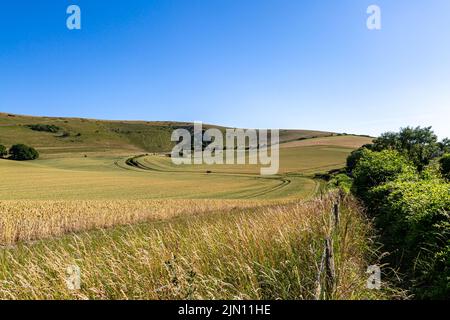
368 179 450 299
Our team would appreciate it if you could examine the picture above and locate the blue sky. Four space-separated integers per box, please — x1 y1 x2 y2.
1 0 449 138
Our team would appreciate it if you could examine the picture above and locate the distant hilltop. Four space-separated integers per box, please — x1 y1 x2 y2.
0 112 370 156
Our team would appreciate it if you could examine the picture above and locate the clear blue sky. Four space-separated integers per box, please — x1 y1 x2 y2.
1 0 449 138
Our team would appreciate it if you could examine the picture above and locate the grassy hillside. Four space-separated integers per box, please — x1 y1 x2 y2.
0 112 181 154
0 112 337 156
0 112 372 201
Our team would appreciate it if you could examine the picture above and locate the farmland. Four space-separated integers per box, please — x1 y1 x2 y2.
0 114 372 201
0 195 391 300
0 113 381 300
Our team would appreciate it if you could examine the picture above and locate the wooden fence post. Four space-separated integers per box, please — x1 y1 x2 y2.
314 245 326 300
315 198 340 300
333 203 340 230
324 237 336 299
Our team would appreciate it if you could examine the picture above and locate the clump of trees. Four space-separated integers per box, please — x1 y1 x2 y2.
9 144 39 160
371 126 442 171
26 124 60 133
0 144 39 161
337 126 449 299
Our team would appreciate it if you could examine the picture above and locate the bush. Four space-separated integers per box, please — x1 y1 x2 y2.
369 179 450 299
348 128 450 299
440 154 450 180
352 149 417 201
26 124 60 133
419 162 444 180
329 173 353 194
9 144 39 161
346 147 366 173
0 144 7 158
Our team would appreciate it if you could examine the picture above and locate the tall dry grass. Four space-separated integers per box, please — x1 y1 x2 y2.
0 194 395 299
0 199 266 245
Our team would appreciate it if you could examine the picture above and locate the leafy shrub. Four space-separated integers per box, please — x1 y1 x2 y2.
426 221 450 299
346 147 366 173
329 173 353 194
369 179 450 299
440 154 450 180
26 124 60 133
0 144 7 158
352 149 417 201
9 144 39 161
420 162 443 180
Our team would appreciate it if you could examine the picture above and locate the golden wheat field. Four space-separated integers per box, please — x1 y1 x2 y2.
0 199 268 245
0 194 395 300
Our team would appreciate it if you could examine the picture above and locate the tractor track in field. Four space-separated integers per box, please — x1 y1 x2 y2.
241 177 291 199
116 154 298 199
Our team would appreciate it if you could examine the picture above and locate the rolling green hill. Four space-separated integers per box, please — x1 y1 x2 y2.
0 112 373 201
0 112 337 157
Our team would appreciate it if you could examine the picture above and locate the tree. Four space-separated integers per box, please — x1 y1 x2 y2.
440 154 450 179
372 131 401 151
9 144 39 161
372 126 440 171
0 144 7 158
439 138 450 154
